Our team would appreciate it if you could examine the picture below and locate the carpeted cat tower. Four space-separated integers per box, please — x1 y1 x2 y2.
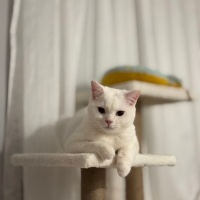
12 152 176 200
12 76 193 200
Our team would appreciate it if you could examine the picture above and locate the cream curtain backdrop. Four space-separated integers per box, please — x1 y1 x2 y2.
3 0 200 200
137 1 200 199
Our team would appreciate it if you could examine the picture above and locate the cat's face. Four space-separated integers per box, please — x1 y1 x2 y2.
87 81 140 134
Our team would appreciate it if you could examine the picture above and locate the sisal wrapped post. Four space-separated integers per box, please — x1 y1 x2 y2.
81 168 106 200
126 103 144 200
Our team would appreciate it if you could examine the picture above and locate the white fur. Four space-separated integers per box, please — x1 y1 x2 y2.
57 81 140 177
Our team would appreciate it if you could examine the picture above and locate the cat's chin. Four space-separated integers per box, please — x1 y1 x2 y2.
101 126 120 134
104 126 114 130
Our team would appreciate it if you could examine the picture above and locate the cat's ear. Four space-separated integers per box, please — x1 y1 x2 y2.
91 80 104 100
125 90 141 106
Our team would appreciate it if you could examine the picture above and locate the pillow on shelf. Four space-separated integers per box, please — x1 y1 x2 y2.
101 66 182 87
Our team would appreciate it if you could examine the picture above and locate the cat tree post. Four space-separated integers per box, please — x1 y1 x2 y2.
126 103 143 200
81 168 106 200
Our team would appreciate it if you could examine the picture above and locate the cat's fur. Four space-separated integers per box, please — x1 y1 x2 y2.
56 81 140 177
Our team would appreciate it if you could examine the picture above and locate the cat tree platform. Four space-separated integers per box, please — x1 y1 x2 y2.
11 153 176 200
111 81 193 104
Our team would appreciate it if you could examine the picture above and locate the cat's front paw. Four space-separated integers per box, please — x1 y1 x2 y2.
99 145 115 160
117 164 131 177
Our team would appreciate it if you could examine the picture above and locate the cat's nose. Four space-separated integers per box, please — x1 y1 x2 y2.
105 119 113 125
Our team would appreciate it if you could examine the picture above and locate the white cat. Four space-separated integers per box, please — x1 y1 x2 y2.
56 81 141 177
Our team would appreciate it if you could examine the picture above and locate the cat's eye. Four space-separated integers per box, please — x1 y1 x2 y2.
98 107 105 114
116 111 125 116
